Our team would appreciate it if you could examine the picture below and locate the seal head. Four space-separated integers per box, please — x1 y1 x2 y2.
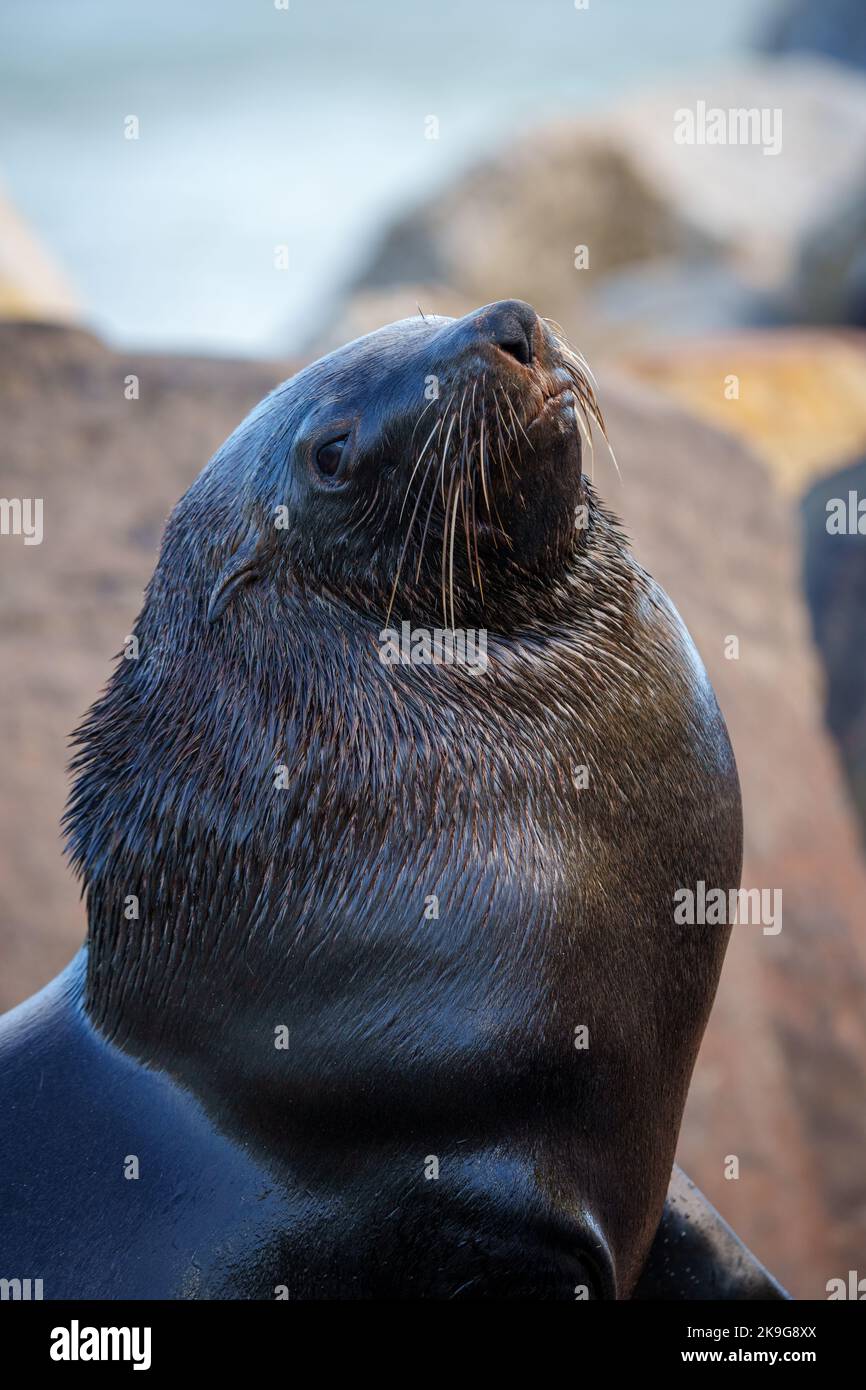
199 298 601 631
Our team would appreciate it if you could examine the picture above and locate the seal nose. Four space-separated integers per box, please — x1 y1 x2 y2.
483 299 538 366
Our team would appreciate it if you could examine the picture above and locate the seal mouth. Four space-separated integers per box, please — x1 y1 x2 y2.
527 386 575 430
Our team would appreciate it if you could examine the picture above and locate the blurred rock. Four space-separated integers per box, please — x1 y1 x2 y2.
621 329 866 495
314 264 771 366
619 335 866 1179
802 456 866 844
308 124 717 355
608 60 866 290
357 128 712 300
2 322 866 1295
315 59 866 355
789 170 866 324
589 258 777 343
0 322 298 1012
309 284 476 359
603 374 866 1300
760 0 866 74
0 192 80 324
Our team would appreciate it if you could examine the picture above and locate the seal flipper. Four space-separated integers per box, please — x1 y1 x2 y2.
632 1165 791 1299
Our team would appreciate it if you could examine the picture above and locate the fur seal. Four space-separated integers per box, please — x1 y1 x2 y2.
0 300 773 1298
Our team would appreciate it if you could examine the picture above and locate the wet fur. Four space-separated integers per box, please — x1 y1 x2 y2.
58 306 741 1297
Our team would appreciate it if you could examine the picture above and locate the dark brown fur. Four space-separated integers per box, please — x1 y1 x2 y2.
57 301 741 1297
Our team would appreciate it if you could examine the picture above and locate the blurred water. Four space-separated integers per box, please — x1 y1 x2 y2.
0 0 769 356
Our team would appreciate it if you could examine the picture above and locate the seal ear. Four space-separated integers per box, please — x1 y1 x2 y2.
207 531 262 624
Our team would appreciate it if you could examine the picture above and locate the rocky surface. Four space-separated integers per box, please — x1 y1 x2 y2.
620 329 866 496
600 374 866 1300
308 121 713 359
0 324 298 1008
623 330 866 857
607 60 866 289
354 127 710 302
790 173 866 325
2 322 865 1295
802 455 866 846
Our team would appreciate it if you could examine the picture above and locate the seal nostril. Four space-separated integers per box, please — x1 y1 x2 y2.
497 333 533 366
484 299 538 368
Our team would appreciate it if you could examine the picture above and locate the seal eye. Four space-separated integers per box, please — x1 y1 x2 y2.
315 435 349 479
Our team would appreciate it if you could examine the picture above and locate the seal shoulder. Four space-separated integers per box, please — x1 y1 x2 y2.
610 554 741 789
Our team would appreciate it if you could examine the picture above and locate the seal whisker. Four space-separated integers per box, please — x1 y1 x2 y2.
398 418 442 524
571 397 595 482
458 440 472 585
494 385 520 481
440 465 457 626
461 383 478 588
439 408 459 511
385 444 440 625
415 448 443 585
507 392 534 452
469 460 484 600
460 432 483 595
447 468 461 631
478 416 493 520
461 378 486 591
480 403 510 550
494 383 514 445
409 394 436 445
560 354 622 484
435 391 456 441
539 315 619 485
